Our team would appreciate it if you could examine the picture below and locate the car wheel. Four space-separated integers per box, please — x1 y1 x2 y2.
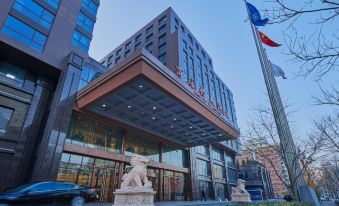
71 196 85 206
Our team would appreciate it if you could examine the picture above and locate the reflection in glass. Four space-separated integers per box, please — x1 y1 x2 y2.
66 114 122 153
124 133 159 162
163 170 187 201
162 145 188 168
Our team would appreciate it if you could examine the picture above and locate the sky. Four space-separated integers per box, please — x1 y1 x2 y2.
89 0 337 139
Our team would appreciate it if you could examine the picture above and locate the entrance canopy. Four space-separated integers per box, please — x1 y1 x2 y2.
75 50 239 147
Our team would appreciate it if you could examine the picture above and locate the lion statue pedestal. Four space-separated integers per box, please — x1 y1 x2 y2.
230 179 251 203
113 155 156 206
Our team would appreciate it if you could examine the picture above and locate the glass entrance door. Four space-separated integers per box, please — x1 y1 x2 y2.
91 166 120 202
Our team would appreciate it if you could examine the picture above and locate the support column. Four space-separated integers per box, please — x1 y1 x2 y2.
31 52 84 181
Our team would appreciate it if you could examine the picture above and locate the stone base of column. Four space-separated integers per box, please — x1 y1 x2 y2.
113 188 156 206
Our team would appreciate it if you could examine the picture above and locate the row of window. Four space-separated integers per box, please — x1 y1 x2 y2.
0 0 62 52
72 0 98 52
180 42 235 123
103 22 168 68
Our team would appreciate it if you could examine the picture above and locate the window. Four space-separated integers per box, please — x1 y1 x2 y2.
197 159 211 176
67 115 122 153
107 55 113 64
0 61 26 87
208 58 212 66
1 16 47 52
76 12 94 33
125 133 159 162
189 47 193 56
125 41 131 49
158 53 166 64
180 25 185 33
71 30 90 52
195 56 203 89
216 78 223 108
13 0 55 30
210 72 217 104
77 64 101 90
146 25 153 35
225 154 236 166
0 106 14 137
188 57 194 84
43 0 60 9
158 34 166 45
101 60 105 65
158 24 166 34
195 43 199 50
228 168 237 182
182 40 187 49
146 33 153 43
124 49 130 57
175 18 179 25
81 0 98 16
203 65 210 100
135 33 142 43
115 56 120 64
213 164 225 178
158 15 166 25
158 43 166 55
134 41 141 51
162 145 188 168
145 42 152 53
116 48 122 56
195 145 209 156
181 50 188 82
202 50 206 58
211 147 223 161
188 34 193 44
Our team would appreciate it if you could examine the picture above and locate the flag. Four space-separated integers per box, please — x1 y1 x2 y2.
259 31 281 47
246 2 269 26
270 61 287 79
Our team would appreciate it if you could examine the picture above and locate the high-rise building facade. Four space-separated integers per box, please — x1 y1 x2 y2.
0 0 101 192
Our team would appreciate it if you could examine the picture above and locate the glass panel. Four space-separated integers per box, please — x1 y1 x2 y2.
188 57 194 85
13 0 55 29
1 16 46 52
213 164 225 178
43 0 60 9
124 133 159 162
0 61 26 87
67 114 122 153
195 145 209 156
181 49 188 82
163 170 186 201
211 147 223 161
0 106 14 136
81 0 98 16
76 12 94 33
71 30 90 52
196 159 210 176
195 56 203 89
198 180 213 200
162 145 187 168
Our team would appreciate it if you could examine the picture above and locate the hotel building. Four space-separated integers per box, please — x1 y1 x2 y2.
0 1 240 203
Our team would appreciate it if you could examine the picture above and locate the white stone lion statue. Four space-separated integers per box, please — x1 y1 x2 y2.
120 154 152 189
231 179 250 195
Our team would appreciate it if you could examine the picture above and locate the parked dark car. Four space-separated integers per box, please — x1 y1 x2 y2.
0 181 97 206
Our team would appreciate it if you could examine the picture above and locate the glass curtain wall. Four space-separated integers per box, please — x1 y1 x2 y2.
57 153 120 203
162 145 188 168
163 170 187 201
124 133 160 162
66 114 122 153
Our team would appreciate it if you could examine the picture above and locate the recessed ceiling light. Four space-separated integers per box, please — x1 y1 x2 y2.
219 133 222 137
189 126 193 129
153 106 156 110
127 105 132 109
185 133 189 136
139 85 143 88
173 117 177 121
202 133 205 136
152 117 156 120
102 104 106 107
170 125 174 128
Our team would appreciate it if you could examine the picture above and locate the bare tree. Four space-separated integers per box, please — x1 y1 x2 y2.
241 103 324 200
313 83 339 107
316 155 339 199
263 0 339 79
311 112 339 153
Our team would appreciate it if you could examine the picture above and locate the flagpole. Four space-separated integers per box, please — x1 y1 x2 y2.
243 0 310 201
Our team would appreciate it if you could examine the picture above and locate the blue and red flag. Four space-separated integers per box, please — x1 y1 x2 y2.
246 2 269 26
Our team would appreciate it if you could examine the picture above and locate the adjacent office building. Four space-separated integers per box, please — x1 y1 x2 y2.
0 0 101 192
238 160 275 200
0 1 240 203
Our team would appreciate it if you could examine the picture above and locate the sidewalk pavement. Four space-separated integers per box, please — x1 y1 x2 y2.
85 200 227 206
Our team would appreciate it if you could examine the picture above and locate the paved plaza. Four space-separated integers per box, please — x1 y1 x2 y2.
85 200 226 206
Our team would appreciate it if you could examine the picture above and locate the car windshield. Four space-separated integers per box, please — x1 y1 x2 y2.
7 183 35 192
